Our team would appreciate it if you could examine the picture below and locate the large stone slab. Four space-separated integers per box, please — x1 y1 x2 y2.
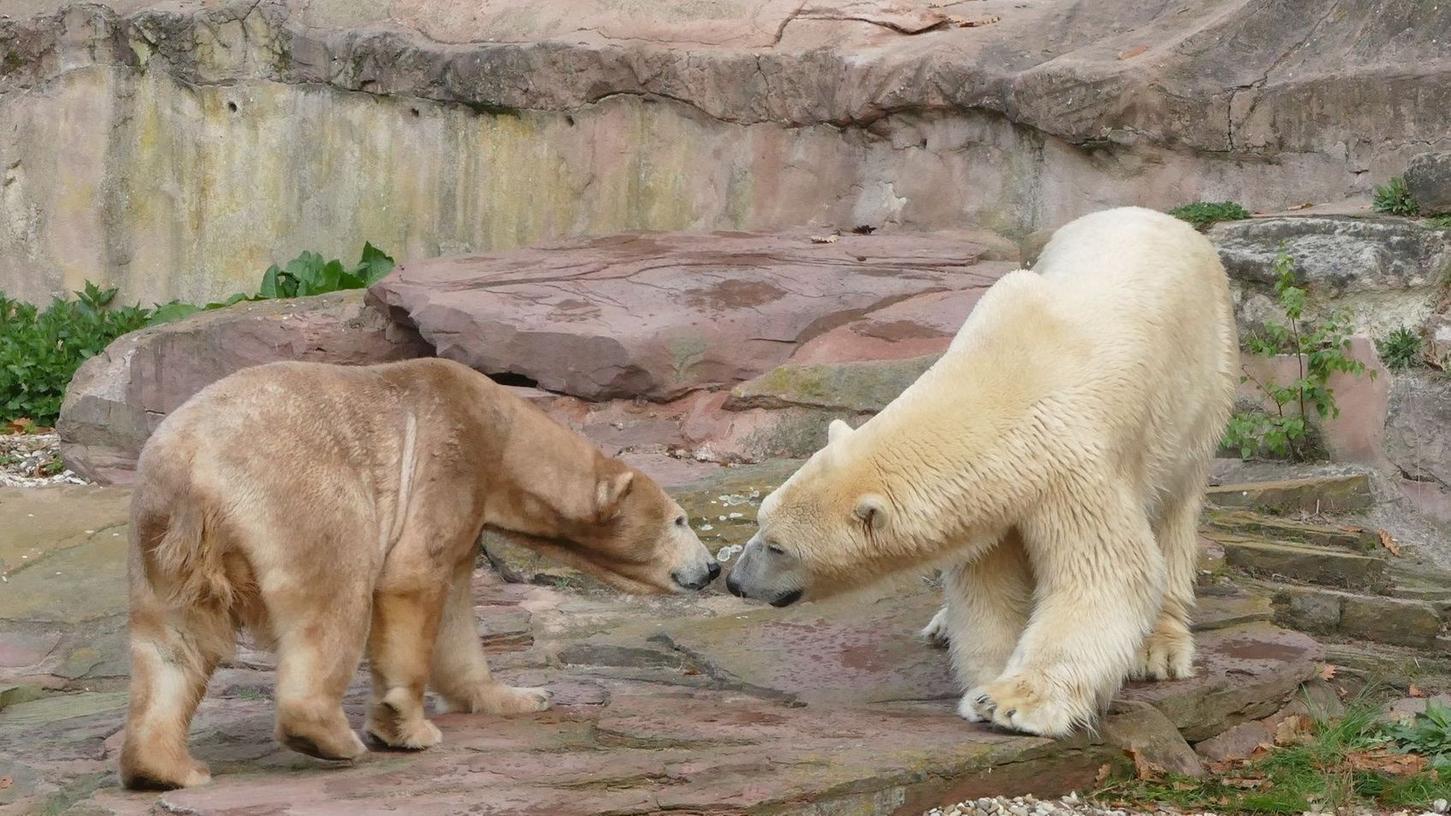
1386 373 1451 491
1207 474 1374 514
1209 215 1450 336
0 477 1329 816
1406 151 1451 215
369 229 1015 401
56 291 430 484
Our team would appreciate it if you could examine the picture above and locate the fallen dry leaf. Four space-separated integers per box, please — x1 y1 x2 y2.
1346 749 1427 777
1379 529 1403 556
1287 202 1315 210
1126 747 1167 781
1409 684 1427 698
1117 44 1150 60
809 234 840 244
1273 713 1313 746
1224 776 1268 789
949 14 1001 27
1319 664 1338 681
1094 763 1113 785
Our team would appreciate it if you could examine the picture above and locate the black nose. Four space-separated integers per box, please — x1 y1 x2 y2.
726 574 744 597
707 561 722 580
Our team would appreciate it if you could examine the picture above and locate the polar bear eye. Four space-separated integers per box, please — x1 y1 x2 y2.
766 543 785 555
674 515 687 527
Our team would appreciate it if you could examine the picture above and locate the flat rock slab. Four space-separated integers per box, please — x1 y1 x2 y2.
369 229 1016 401
1 478 1322 816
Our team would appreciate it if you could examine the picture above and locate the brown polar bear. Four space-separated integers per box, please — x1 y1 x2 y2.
119 358 719 790
726 206 1237 737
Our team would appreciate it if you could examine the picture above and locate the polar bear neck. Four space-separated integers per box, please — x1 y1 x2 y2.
822 275 1093 574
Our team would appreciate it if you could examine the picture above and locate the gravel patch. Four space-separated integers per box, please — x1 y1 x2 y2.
0 432 86 487
922 792 1443 816
924 793 1204 816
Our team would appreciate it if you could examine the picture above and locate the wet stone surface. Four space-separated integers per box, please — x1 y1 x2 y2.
1 464 1326 816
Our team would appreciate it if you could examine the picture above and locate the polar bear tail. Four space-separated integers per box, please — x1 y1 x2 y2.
137 489 235 611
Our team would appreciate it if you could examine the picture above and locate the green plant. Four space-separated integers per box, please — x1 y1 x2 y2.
259 243 394 299
1223 246 1367 461
1374 176 1421 216
0 244 396 424
0 283 151 425
146 244 395 325
1378 326 1423 371
1096 696 1451 814
1385 701 1451 770
1428 214 1451 230
1169 201 1251 229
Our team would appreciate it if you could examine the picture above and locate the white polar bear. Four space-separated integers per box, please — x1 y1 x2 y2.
726 206 1238 737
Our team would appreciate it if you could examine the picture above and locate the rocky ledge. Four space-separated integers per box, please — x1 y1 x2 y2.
1 461 1334 816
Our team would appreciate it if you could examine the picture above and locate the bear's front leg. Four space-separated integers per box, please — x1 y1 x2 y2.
936 533 1034 723
964 491 1163 737
428 561 554 716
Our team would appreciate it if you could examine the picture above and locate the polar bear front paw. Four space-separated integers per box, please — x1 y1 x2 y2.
920 607 950 649
970 673 1081 737
1131 629 1196 681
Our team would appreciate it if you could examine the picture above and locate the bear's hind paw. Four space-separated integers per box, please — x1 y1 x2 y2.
1132 631 1196 681
920 608 950 649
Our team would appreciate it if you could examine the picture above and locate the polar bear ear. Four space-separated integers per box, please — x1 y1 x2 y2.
594 470 635 522
827 418 854 445
853 494 889 531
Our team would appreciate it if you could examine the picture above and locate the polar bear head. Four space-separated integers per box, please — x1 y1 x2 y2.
727 419 890 606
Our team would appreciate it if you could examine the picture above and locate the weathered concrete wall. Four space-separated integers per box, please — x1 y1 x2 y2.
3 0 1449 304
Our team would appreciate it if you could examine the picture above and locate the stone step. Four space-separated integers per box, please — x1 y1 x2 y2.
1212 535 1388 591
1206 474 1373 515
1323 640 1451 689
1266 582 1444 648
1204 509 1379 552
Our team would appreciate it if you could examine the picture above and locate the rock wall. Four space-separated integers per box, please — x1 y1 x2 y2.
3 0 1449 304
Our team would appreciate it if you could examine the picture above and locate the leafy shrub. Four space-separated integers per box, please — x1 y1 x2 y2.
1378 326 1423 371
1 244 396 424
1373 176 1421 216
1385 701 1451 770
0 283 151 425
260 243 394 299
148 244 395 325
1169 201 1251 229
1223 246 1367 461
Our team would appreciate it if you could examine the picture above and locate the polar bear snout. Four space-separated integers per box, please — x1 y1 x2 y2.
725 535 807 607
673 559 721 590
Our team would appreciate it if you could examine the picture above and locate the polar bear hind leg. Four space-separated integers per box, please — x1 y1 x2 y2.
1133 492 1201 680
942 531 1034 723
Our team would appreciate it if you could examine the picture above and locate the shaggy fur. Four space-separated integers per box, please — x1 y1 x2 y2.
727 207 1237 737
119 358 716 790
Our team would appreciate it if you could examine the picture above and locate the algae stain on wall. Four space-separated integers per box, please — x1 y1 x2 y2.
4 62 1069 305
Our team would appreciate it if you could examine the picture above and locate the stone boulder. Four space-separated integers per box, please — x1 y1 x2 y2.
1209 216 1449 336
1385 373 1451 490
369 229 1017 402
1406 152 1451 215
56 292 430 484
